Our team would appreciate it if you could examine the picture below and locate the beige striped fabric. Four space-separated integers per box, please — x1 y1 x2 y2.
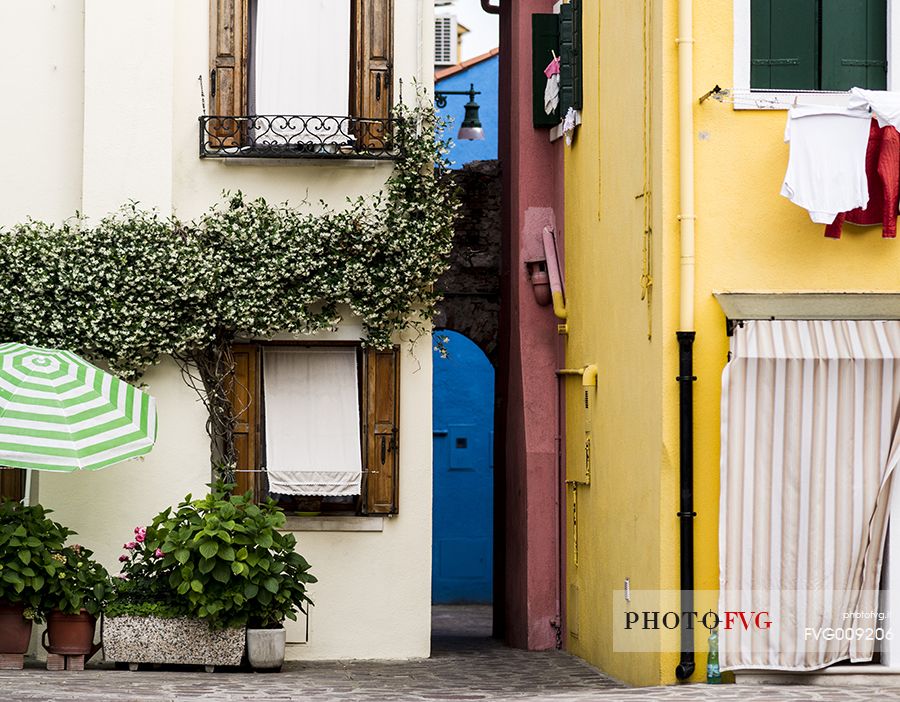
719 320 900 671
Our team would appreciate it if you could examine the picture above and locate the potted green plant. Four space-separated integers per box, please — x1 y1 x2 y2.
239 498 317 671
41 543 109 659
103 483 315 671
0 499 72 664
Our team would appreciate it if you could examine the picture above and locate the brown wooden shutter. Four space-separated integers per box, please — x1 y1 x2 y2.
362 347 399 514
209 0 249 147
229 344 260 500
0 469 24 502
352 0 393 147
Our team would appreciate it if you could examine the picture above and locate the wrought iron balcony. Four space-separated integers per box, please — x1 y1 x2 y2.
199 115 396 160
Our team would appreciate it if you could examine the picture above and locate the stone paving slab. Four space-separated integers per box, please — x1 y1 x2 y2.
2 644 900 702
0 607 898 701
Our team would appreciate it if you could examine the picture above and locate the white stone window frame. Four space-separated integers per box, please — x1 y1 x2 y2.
733 0 900 110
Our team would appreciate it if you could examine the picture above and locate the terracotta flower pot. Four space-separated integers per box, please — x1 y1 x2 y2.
0 601 33 655
43 610 99 657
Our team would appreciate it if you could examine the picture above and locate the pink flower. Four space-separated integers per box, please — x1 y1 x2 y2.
118 554 129 562
134 527 147 543
124 541 136 550
154 548 164 558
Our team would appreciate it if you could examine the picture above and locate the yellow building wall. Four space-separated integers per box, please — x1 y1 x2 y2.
562 0 672 686
564 0 900 687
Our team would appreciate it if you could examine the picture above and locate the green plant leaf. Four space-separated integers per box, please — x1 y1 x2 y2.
198 541 218 559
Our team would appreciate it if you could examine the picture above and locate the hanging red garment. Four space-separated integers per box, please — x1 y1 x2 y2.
825 118 900 239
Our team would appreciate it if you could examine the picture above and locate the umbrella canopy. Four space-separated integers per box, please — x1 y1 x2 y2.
0 343 157 471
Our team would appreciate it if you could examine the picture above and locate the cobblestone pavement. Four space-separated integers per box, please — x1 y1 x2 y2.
2 607 900 701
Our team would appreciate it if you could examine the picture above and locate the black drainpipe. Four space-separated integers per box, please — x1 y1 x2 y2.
675 331 696 681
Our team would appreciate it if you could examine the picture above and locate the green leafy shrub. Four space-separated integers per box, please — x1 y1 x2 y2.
0 500 73 621
42 543 110 618
110 484 316 629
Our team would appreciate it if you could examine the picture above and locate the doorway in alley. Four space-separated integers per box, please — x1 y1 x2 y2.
432 329 495 606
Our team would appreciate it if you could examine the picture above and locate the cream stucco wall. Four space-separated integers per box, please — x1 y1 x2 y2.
1 0 435 661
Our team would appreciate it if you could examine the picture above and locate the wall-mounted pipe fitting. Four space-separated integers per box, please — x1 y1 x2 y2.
542 226 568 333
480 0 500 15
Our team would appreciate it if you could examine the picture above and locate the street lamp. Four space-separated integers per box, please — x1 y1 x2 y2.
434 83 485 141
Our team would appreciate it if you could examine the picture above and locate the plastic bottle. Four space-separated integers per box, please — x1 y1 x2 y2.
707 628 722 684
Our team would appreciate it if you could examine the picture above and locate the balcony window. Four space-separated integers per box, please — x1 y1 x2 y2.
201 0 394 159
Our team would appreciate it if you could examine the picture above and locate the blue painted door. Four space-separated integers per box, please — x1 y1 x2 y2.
432 330 494 604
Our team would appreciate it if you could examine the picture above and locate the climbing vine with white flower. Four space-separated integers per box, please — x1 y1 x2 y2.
0 98 458 473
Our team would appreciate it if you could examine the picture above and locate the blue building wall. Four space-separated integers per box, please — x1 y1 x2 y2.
436 54 498 169
432 330 494 604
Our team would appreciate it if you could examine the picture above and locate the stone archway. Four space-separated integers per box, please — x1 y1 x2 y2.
434 160 501 366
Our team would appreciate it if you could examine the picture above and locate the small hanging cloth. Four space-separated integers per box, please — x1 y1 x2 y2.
544 54 561 115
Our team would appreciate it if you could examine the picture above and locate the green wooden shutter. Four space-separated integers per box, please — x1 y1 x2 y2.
750 0 817 90
572 0 583 110
532 13 560 127
821 0 886 91
558 1 582 114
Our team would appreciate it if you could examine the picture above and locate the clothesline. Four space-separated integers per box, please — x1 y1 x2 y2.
698 86 860 109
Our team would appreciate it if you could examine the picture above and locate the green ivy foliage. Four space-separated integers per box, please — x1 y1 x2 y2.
0 100 457 380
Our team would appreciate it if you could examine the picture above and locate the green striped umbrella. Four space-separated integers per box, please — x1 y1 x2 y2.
0 343 157 471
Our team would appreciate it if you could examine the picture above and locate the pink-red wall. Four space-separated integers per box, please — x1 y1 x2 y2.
495 0 566 651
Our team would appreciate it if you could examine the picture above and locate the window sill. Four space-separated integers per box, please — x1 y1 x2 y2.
549 109 582 142
731 88 851 111
282 515 385 532
217 157 386 168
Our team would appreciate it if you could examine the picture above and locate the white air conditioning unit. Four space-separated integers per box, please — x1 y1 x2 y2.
434 14 458 67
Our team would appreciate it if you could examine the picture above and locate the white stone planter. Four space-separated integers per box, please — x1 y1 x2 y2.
103 616 245 671
246 627 286 671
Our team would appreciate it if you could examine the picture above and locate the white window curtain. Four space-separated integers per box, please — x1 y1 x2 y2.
263 347 362 496
252 0 352 144
720 319 900 671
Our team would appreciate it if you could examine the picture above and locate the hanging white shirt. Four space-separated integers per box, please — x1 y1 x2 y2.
780 106 872 225
848 87 900 130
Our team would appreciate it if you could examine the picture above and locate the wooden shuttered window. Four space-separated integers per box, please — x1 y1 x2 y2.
559 0 583 116
820 0 887 91
750 0 886 91
209 0 249 146
209 0 393 147
227 344 400 514
352 0 394 121
532 14 561 127
362 347 400 515
0 469 24 502
229 344 261 501
352 0 394 149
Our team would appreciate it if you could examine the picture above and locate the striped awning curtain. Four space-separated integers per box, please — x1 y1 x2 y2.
719 320 900 671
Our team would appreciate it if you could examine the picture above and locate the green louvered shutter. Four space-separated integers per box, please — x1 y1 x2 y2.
821 0 886 91
533 13 560 127
571 0 583 110
750 0 817 90
559 3 575 115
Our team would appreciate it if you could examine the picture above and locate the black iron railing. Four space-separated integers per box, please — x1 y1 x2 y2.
199 115 396 159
